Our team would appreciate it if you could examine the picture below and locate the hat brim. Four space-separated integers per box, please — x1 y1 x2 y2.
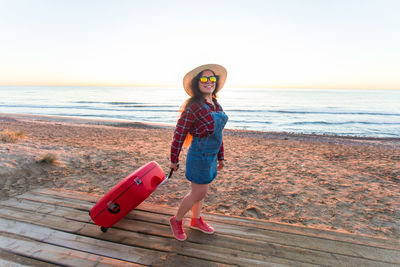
183 64 227 96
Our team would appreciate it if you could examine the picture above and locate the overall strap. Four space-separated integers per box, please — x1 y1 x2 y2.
202 102 211 111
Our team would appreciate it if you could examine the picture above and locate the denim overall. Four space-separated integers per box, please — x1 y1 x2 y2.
186 103 228 184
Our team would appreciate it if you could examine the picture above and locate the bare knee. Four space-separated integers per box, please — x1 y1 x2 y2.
190 183 208 202
194 190 207 201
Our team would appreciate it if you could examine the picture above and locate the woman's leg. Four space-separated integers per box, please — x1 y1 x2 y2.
175 182 208 221
192 199 204 219
190 195 215 234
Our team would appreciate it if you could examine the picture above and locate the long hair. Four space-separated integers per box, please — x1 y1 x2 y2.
180 69 219 146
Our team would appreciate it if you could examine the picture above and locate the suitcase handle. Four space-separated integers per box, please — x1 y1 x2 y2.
107 202 120 214
167 168 174 179
155 165 178 189
167 164 179 179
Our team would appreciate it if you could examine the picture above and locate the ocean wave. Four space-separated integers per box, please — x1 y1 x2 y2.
50 113 177 124
290 121 400 126
228 120 272 124
0 104 176 113
73 101 176 108
226 109 400 116
2 86 400 138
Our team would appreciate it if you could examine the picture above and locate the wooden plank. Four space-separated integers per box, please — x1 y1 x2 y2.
0 218 167 266
0 203 317 267
7 192 400 265
1 217 233 267
18 191 94 210
76 219 252 267
136 205 400 252
11 188 400 267
0 258 26 267
0 209 305 267
0 248 58 266
3 199 305 266
2 200 398 267
0 215 231 266
0 233 143 267
34 188 400 250
5 193 396 267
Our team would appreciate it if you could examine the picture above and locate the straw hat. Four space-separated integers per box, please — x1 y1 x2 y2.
183 64 227 96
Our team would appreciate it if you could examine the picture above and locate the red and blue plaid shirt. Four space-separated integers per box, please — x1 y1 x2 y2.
170 99 224 164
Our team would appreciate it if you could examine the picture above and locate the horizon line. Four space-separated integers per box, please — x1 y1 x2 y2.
0 82 399 90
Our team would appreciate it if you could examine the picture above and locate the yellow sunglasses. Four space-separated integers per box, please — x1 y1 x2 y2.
200 76 217 83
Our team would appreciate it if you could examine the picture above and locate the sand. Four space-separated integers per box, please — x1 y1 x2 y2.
1 113 399 239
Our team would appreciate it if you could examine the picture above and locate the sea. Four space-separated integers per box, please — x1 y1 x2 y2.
1 86 400 138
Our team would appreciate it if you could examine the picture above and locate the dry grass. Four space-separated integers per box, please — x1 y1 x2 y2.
36 153 58 165
0 129 25 143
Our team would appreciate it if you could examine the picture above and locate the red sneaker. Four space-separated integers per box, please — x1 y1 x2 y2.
169 216 187 241
190 216 215 234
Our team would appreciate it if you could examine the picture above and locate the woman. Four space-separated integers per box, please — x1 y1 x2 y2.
169 64 228 241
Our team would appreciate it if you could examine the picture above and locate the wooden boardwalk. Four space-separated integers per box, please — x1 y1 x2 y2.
0 188 398 266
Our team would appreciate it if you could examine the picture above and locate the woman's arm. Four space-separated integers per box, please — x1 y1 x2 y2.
170 107 194 164
217 141 225 171
217 140 224 161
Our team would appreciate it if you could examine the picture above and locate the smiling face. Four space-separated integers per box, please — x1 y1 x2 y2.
198 70 216 95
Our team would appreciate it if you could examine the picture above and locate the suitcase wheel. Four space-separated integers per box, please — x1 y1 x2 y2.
100 226 108 233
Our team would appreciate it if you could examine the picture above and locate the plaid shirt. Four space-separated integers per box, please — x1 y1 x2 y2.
170 99 224 164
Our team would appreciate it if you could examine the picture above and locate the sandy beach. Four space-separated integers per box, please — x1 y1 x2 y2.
1 113 399 239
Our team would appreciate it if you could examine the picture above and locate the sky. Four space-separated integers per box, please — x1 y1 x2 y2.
0 0 399 89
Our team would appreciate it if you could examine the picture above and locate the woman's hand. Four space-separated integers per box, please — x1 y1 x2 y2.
170 162 179 171
217 160 224 171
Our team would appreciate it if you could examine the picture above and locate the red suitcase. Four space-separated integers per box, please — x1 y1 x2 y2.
89 161 170 232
